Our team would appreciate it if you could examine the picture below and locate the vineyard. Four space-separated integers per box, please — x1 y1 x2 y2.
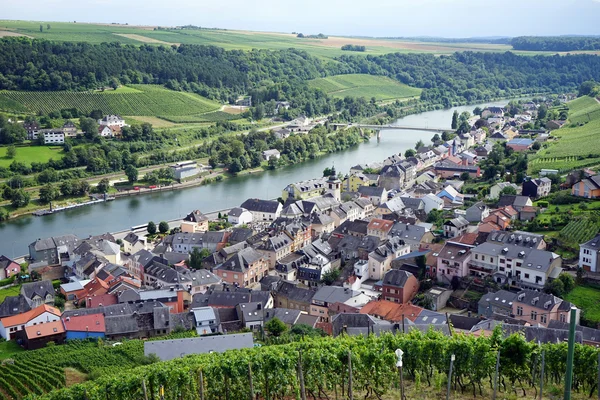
528 156 600 174
308 74 422 101
559 216 600 244
0 332 197 399
34 328 599 400
0 85 220 117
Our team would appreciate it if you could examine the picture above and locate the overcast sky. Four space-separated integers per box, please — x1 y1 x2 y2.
3 0 600 37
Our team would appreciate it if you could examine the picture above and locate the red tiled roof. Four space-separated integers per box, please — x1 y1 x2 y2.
63 313 105 333
25 320 65 339
359 300 423 322
367 218 394 232
0 304 61 327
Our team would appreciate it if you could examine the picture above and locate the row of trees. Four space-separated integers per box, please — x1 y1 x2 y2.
511 36 600 52
341 44 366 52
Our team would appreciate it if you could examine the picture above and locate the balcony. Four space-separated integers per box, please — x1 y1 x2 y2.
468 260 496 272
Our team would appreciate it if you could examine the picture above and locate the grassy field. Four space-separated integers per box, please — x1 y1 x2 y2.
0 284 20 303
564 284 600 325
0 145 64 168
528 96 600 173
159 110 245 123
0 340 24 359
308 74 422 101
0 85 220 116
0 20 516 59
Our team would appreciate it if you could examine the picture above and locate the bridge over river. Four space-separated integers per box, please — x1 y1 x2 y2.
332 123 452 134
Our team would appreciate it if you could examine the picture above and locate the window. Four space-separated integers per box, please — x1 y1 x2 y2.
475 254 479 260
500 259 505 264
524 273 530 279
490 257 494 263
482 256 486 261
222 272 227 277
234 274 238 279
560 314 566 323
531 311 537 321
541 314 547 324
517 306 523 316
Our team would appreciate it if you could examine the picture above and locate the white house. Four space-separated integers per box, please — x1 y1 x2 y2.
0 304 61 340
422 193 444 214
240 199 282 222
262 149 281 161
122 232 147 254
43 131 65 145
97 115 126 127
98 125 113 137
488 182 520 200
579 234 600 273
228 207 253 226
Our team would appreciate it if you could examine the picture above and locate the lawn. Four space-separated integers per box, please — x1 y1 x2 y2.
564 284 600 325
308 74 422 101
528 96 600 173
0 340 24 360
0 284 21 303
0 84 220 116
0 145 64 168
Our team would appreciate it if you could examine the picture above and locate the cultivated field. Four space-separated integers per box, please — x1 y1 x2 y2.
564 284 600 325
308 74 422 101
159 110 245 123
0 145 64 168
0 85 220 116
0 20 515 59
528 96 600 173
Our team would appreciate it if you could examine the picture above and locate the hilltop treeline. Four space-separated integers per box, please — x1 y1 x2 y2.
511 36 600 51
337 52 600 107
2 37 600 111
0 38 337 102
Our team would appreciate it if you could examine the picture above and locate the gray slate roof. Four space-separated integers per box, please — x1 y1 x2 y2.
21 280 54 301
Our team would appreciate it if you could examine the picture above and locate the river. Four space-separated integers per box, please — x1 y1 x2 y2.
0 100 514 258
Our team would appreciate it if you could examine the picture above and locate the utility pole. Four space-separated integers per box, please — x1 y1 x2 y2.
539 349 545 400
446 354 455 400
492 350 500 400
564 307 577 400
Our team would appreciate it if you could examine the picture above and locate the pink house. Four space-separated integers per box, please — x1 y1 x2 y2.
436 242 473 284
513 290 580 327
0 255 20 280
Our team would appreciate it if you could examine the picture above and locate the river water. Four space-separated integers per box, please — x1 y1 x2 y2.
0 101 512 257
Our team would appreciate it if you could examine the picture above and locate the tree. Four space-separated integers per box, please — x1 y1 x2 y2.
47 24 51 30
431 133 440 143
158 221 169 234
39 183 59 204
459 171 470 181
558 272 575 294
6 145 16 159
531 141 541 150
60 180 74 197
147 221 157 235
537 104 548 120
10 189 30 208
404 148 416 158
188 247 211 270
544 278 564 296
39 24 43 33
473 106 482 116
96 178 110 193
265 317 287 337
323 167 334 177
228 159 243 174
451 110 459 130
414 140 424 150
268 155 278 170
79 117 98 140
500 185 517 196
320 269 341 285
125 165 138 184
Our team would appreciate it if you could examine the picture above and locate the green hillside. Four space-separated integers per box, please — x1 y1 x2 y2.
0 85 220 116
308 74 422 101
529 96 600 173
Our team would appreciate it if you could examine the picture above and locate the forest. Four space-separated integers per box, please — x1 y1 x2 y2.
2 38 600 112
511 36 600 52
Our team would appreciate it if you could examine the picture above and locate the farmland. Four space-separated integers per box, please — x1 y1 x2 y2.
308 74 422 101
564 284 600 325
0 145 64 168
0 85 220 116
559 217 599 245
528 96 600 173
160 111 244 123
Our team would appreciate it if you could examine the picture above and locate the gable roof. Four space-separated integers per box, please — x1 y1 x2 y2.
0 304 61 327
184 210 209 223
25 320 65 339
360 300 423 322
21 280 54 300
382 269 414 288
240 199 281 214
63 313 106 332
0 295 31 318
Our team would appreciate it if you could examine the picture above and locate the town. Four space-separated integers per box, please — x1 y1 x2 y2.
2 100 598 354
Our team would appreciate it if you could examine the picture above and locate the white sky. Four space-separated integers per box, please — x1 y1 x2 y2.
3 0 600 37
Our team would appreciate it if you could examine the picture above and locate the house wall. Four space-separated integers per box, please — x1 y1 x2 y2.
572 181 600 199
0 311 61 340
66 331 105 340
579 245 600 273
436 255 471 283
